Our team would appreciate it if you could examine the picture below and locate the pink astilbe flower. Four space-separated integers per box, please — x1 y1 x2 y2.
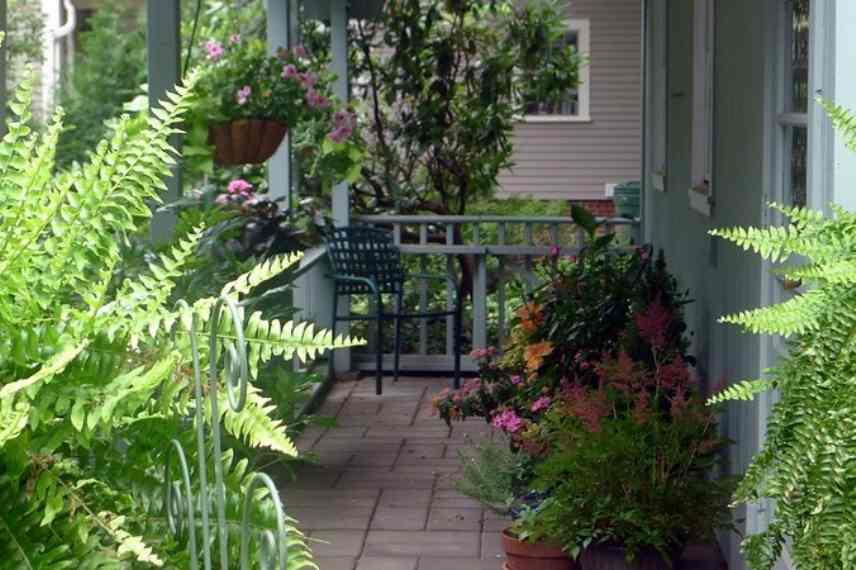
282 64 298 79
656 355 691 390
632 391 653 425
669 386 690 418
563 383 609 433
306 88 329 109
227 179 253 195
492 409 524 433
230 34 242 44
635 298 673 350
236 85 252 105
204 40 225 61
598 350 646 394
531 395 552 413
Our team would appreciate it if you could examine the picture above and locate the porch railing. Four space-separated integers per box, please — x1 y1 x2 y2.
352 214 641 373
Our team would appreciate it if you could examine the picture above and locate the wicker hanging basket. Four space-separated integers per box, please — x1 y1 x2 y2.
208 118 288 165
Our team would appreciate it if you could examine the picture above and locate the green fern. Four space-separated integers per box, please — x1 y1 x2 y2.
710 135 856 568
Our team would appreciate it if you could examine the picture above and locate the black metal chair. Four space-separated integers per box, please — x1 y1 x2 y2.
325 226 462 395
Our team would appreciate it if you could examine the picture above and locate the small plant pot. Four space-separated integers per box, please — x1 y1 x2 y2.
208 119 287 165
501 529 577 570
579 544 673 570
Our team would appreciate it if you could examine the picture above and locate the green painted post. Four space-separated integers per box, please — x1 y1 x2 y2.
146 0 181 244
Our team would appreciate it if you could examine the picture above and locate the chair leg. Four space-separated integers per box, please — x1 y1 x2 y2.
453 306 462 390
393 293 402 383
375 301 384 396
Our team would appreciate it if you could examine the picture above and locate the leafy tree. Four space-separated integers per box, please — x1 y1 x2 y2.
709 103 856 570
320 0 581 216
0 69 358 567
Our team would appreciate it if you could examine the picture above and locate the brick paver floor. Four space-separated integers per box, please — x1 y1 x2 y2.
277 376 725 570
279 377 508 570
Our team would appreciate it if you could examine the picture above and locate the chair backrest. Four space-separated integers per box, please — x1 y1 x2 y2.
325 226 405 295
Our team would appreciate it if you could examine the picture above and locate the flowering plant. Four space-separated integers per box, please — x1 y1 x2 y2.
524 312 735 560
191 36 363 184
433 235 693 431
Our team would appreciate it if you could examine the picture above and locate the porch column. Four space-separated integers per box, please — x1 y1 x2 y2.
330 0 351 375
266 0 299 208
330 0 350 227
146 0 182 243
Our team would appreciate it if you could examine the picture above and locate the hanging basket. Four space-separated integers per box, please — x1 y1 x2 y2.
208 119 288 166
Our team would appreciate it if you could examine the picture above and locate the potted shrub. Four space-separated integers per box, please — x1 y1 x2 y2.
455 439 578 570
194 36 359 167
522 303 735 569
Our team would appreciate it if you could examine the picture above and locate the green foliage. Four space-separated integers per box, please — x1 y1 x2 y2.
345 0 581 215
710 199 856 569
55 4 147 168
0 71 360 567
820 98 856 152
455 438 521 514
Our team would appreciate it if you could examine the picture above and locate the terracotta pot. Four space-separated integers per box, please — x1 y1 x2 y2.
501 529 578 570
208 119 287 165
579 544 673 570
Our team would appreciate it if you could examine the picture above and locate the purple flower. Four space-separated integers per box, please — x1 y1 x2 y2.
298 72 317 88
230 34 241 44
491 409 524 433
306 88 329 109
328 126 352 143
550 245 561 257
282 64 298 79
510 375 523 386
227 179 253 195
204 40 225 61
531 396 552 413
236 85 252 105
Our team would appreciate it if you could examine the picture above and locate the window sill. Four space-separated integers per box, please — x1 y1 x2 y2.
517 115 593 124
688 185 713 216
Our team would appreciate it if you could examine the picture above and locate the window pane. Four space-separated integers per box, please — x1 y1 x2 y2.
525 28 580 116
787 125 808 207
789 0 810 113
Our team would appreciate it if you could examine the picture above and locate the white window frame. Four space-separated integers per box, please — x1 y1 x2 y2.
523 18 591 124
689 0 715 216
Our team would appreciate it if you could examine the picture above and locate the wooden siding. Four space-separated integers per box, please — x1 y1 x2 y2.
498 0 643 201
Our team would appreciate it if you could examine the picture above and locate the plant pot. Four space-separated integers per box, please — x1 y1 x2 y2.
208 119 287 165
579 544 673 570
501 529 577 570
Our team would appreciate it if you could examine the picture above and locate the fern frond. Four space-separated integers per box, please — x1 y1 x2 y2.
218 383 298 457
220 252 304 298
707 379 773 405
719 288 830 336
820 98 856 151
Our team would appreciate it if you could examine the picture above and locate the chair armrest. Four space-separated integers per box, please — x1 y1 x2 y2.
326 274 380 295
409 272 462 309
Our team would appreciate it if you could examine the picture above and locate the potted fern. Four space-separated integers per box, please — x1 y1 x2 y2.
195 36 351 165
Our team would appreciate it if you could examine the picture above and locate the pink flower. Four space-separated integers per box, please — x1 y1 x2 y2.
549 245 561 257
236 85 252 105
227 179 253 195
282 64 298 79
204 40 225 61
299 72 317 88
510 375 523 386
492 409 524 433
635 299 673 350
294 45 308 58
306 88 329 109
329 126 352 143
230 34 241 44
215 194 230 205
531 396 552 413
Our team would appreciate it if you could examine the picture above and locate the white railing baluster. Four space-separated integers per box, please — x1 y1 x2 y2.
472 222 487 350
497 222 507 351
418 223 428 355
524 222 535 296
446 223 455 357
